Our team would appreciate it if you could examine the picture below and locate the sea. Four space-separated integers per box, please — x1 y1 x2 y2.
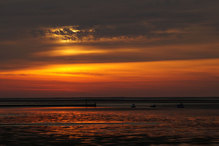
0 97 218 146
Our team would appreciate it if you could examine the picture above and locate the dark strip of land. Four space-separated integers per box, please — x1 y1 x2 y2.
0 97 218 103
0 104 96 107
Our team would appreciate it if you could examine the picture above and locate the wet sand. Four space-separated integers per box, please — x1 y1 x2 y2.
0 98 218 145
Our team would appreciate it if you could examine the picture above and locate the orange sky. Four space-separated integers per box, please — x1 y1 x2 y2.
1 58 218 97
0 1 219 97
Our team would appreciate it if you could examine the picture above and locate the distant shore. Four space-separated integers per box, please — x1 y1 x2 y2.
0 97 218 103
0 97 218 107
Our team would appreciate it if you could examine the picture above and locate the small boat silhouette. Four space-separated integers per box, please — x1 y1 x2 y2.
150 104 156 108
131 104 136 108
177 103 184 108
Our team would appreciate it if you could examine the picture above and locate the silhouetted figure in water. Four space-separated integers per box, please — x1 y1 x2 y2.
131 104 136 108
150 104 156 108
177 103 184 108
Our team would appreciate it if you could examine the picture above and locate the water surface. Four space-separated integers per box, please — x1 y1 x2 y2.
0 103 218 145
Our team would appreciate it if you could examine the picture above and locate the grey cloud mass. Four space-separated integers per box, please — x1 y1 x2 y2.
0 0 219 70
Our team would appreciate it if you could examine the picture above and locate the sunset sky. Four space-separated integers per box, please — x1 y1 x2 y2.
0 0 219 97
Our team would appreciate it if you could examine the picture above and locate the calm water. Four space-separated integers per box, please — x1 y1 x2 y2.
0 103 218 145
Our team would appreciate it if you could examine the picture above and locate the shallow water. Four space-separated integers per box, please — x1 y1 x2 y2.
0 104 218 145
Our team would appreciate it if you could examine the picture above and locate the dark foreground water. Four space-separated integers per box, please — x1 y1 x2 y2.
0 103 218 146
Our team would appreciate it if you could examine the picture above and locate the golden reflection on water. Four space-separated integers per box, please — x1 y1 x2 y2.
0 107 218 145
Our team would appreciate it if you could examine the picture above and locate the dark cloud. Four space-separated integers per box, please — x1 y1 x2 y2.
0 0 219 70
1 0 218 38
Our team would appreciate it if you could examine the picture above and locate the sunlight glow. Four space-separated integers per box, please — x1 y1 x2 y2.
35 48 107 57
1 59 219 96
34 46 139 57
1 59 219 83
